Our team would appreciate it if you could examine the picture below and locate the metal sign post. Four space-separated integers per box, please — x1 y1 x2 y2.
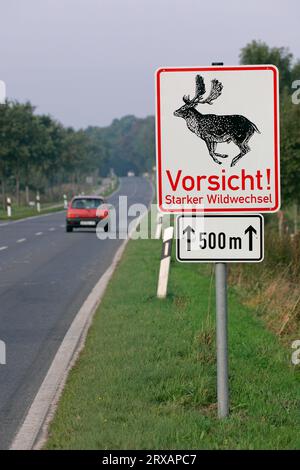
215 262 229 418
214 62 228 419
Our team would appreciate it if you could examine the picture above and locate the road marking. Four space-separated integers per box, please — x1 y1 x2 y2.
35 232 43 236
0 246 8 251
48 228 55 231
17 238 26 243
60 224 65 228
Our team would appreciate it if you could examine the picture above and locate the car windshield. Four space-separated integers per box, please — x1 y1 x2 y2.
71 198 104 209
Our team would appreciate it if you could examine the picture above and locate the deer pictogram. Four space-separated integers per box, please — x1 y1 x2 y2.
174 75 260 167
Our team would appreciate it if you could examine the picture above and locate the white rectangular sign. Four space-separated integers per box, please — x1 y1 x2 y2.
156 65 280 214
176 215 264 262
0 80 6 104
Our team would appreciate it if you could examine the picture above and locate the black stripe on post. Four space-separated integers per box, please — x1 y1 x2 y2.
161 237 173 260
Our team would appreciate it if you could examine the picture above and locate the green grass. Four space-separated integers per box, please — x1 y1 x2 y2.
45 237 300 450
0 203 64 221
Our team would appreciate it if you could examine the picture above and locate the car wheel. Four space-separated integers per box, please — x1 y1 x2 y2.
66 225 73 232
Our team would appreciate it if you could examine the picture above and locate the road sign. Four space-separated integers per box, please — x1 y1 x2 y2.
176 215 264 262
156 65 280 213
0 80 6 104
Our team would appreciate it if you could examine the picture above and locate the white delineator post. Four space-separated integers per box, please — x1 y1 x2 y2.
6 197 12 218
157 226 174 299
155 213 163 239
36 192 41 213
63 194 68 209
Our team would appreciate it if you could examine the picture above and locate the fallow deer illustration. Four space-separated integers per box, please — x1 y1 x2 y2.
174 75 260 166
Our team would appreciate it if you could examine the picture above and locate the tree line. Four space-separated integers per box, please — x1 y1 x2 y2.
85 114 155 177
240 40 300 207
0 102 155 208
0 101 101 207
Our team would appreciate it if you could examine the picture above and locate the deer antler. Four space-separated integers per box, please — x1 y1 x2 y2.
198 79 223 105
195 75 205 98
182 75 222 107
182 75 205 105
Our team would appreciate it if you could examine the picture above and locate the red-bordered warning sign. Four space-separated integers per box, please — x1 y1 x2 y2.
156 65 280 213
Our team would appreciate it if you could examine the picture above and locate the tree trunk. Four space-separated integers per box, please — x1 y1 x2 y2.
278 210 284 238
1 179 5 209
16 174 20 206
294 202 298 235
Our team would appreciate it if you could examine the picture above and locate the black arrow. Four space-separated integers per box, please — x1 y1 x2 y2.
244 225 257 251
183 225 195 251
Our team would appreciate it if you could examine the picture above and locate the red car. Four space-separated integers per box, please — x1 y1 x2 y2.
66 196 109 232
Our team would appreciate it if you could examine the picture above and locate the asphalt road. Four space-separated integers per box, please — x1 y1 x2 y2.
0 176 152 449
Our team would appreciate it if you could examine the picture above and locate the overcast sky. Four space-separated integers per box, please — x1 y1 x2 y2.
0 0 299 128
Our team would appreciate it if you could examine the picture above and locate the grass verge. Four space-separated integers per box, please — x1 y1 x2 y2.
229 227 300 342
45 236 300 449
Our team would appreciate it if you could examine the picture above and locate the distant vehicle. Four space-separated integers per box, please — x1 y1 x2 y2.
127 171 135 177
66 196 109 232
